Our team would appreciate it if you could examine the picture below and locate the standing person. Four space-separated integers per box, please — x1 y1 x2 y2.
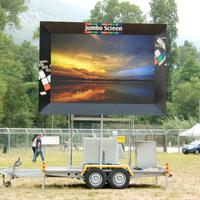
32 135 37 155
32 134 45 163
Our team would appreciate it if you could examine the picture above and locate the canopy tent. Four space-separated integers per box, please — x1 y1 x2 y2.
180 123 200 137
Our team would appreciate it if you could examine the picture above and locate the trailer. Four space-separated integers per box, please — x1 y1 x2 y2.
0 161 169 189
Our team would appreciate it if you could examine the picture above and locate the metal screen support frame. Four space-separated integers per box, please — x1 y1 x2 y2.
71 115 131 166
128 115 134 166
71 115 74 167
128 116 131 166
100 115 103 165
68 114 73 168
51 115 54 135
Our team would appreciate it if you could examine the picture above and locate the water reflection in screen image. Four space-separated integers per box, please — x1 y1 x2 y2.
51 81 154 104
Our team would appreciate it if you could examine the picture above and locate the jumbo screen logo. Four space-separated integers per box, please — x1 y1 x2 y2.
85 22 123 35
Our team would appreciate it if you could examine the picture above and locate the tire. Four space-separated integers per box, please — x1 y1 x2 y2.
108 169 130 189
195 149 199 155
182 149 188 154
84 168 106 189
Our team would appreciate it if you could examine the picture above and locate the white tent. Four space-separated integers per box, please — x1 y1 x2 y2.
180 123 200 137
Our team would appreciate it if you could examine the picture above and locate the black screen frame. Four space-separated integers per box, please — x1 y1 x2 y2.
39 21 167 115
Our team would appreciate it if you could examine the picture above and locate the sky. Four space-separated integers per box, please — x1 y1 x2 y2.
9 0 200 50
51 34 155 79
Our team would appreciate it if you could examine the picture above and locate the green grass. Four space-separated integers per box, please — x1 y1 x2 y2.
0 147 199 172
0 147 83 169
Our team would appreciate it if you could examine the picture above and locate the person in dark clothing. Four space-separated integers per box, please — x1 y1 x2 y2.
32 135 37 155
32 134 45 163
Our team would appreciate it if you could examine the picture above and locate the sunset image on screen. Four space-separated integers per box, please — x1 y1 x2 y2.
51 34 155 104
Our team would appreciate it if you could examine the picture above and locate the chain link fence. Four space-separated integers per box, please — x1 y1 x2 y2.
0 128 195 153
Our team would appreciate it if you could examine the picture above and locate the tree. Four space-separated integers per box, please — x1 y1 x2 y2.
0 35 33 127
168 77 200 120
16 41 38 82
32 26 39 40
162 116 197 129
166 41 200 121
16 41 39 126
88 0 146 23
0 0 27 30
175 41 200 82
0 0 34 127
177 41 200 67
0 74 7 124
172 41 200 87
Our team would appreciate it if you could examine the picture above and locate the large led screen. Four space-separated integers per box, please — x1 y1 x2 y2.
39 22 167 115
51 34 155 104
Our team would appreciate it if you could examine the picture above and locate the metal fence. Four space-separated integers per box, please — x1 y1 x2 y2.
0 128 194 153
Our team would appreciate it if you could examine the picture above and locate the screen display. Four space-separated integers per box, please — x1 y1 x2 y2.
51 34 155 104
39 22 166 115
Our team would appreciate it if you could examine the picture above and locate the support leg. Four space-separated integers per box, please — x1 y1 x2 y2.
41 174 46 190
165 175 168 189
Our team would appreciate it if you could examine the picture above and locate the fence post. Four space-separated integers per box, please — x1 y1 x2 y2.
60 129 63 151
178 131 180 153
42 129 46 157
7 128 10 153
163 130 168 152
151 130 154 141
25 128 29 149
16 134 18 148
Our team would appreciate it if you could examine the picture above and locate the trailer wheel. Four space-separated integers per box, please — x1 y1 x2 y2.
108 169 130 189
84 168 106 189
